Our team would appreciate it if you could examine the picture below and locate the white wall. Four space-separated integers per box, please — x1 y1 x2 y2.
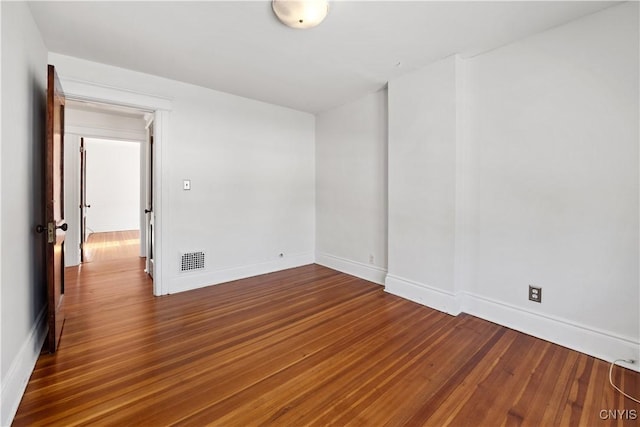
49 52 316 294
84 138 140 233
63 134 81 266
315 90 388 284
319 2 638 367
0 2 49 424
465 2 638 357
386 56 462 314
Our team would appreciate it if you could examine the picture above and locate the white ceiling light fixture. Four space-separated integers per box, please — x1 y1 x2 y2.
272 0 329 29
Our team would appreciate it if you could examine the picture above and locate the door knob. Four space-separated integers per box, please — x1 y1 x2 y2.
36 222 67 243
38 223 68 232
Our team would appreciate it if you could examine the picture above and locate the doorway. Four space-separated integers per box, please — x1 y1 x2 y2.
80 137 142 263
56 77 170 296
63 100 154 283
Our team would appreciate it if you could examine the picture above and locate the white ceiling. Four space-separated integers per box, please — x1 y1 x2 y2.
28 1 618 113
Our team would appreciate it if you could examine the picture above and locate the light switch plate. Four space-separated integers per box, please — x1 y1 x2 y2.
183 179 191 190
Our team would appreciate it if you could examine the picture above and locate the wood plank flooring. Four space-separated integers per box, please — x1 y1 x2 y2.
83 230 140 262
13 235 640 426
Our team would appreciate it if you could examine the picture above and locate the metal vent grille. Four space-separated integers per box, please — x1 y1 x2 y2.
181 251 205 272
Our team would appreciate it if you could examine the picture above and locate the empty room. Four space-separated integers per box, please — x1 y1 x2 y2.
1 1 638 425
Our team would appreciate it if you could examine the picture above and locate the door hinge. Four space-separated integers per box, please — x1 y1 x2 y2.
79 146 84 153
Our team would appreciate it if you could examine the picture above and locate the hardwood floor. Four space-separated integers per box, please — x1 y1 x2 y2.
13 237 640 426
83 230 140 262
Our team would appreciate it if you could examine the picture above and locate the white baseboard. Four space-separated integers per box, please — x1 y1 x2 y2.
315 253 386 285
380 272 638 371
169 252 315 294
384 274 462 315
462 292 640 372
173 253 639 372
1 306 48 426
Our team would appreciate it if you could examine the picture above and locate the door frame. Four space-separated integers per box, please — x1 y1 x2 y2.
59 77 172 296
79 137 86 263
144 116 154 277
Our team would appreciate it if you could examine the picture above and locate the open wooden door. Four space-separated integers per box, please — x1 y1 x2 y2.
79 137 89 262
145 123 154 278
39 64 67 353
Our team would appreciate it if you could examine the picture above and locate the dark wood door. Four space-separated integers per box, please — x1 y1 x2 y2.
79 137 88 262
44 64 66 353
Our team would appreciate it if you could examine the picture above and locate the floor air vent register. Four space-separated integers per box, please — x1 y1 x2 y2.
181 251 205 272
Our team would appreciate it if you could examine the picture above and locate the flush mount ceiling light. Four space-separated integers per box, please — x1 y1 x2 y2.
272 0 329 29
